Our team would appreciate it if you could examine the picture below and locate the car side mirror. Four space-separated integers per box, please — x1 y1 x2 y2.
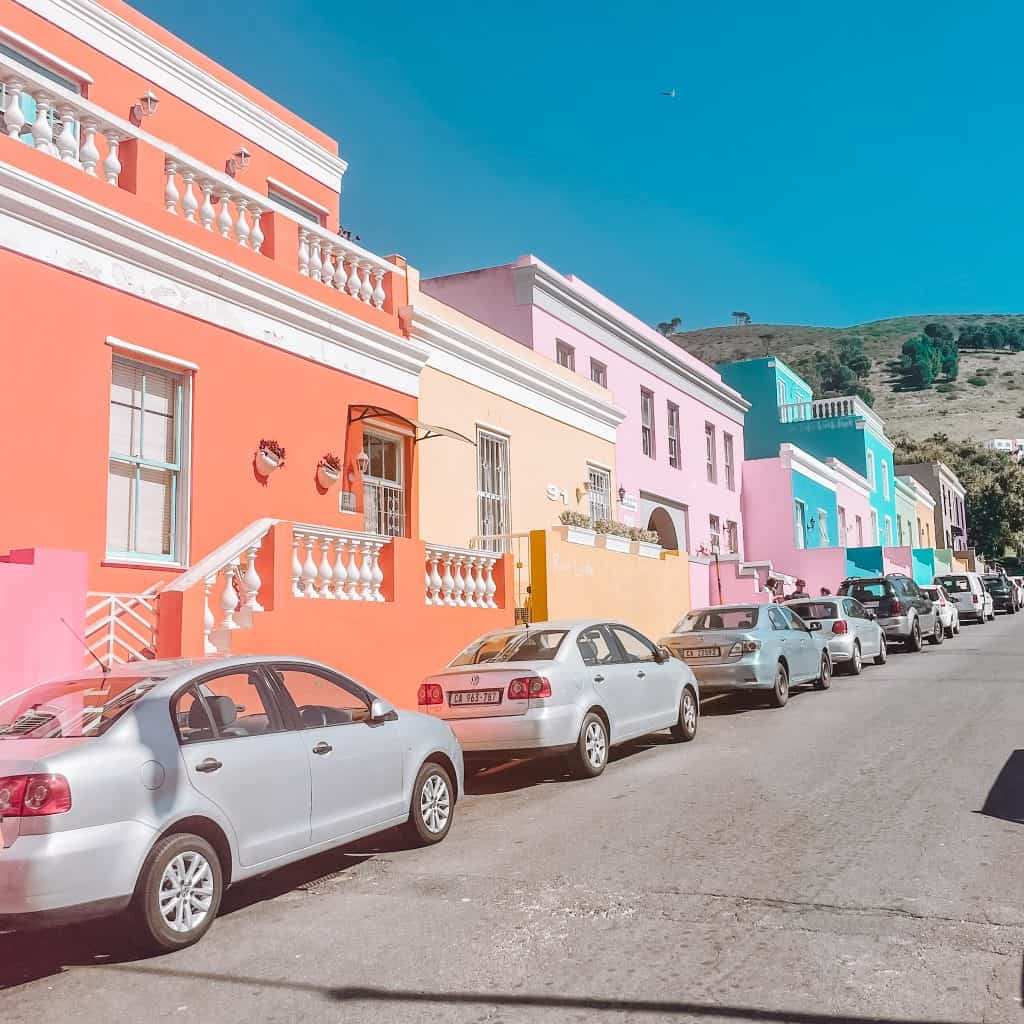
655 647 671 664
866 610 876 620
370 698 395 722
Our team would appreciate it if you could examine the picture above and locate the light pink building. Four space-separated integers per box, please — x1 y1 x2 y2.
423 256 751 605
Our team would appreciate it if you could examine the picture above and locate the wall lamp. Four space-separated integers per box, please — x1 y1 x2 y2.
131 90 159 121
617 486 626 502
355 449 370 475
226 146 251 178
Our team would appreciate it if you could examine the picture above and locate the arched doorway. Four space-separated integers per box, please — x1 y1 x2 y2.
647 507 678 550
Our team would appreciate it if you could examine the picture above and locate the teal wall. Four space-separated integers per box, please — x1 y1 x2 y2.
717 359 793 461
846 546 884 578
792 469 839 549
912 548 936 585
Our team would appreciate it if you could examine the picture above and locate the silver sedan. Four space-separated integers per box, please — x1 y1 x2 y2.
660 604 832 707
783 597 887 674
421 620 701 778
0 655 462 951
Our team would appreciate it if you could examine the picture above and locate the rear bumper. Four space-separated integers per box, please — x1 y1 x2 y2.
879 614 913 639
825 635 856 662
689 658 775 694
446 704 581 754
0 820 156 921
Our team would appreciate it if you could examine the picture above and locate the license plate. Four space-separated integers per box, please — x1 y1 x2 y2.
685 646 721 658
449 689 502 706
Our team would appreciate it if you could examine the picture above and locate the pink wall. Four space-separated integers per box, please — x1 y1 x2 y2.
829 463 874 549
883 546 914 576
688 560 711 609
0 548 88 700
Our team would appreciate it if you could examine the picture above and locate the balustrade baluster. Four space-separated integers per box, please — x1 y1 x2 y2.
302 534 320 598
164 160 180 214
30 94 54 155
3 78 26 138
218 560 241 630
371 541 385 601
346 541 362 600
180 171 198 222
462 556 478 608
298 228 310 275
346 256 361 297
358 264 373 304
79 119 100 175
309 239 323 282
55 106 79 165
241 541 263 612
333 253 346 290
291 532 304 597
359 540 374 600
216 190 233 239
440 554 456 606
234 197 251 248
371 269 386 310
318 536 335 598
332 539 350 599
250 206 264 253
198 181 215 230
428 550 443 605
452 556 468 607
321 245 335 289
102 132 122 185
203 575 216 653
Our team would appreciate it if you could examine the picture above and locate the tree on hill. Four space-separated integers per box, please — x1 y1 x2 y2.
794 336 874 405
656 317 683 337
900 329 958 387
731 311 751 325
894 434 1024 557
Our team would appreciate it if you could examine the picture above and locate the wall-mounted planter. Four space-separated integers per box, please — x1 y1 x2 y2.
598 533 631 554
634 541 662 559
563 525 597 547
256 447 283 476
317 463 341 489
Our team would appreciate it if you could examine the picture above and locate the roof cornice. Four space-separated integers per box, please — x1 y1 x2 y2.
513 261 750 421
780 444 838 492
407 304 626 443
823 457 872 499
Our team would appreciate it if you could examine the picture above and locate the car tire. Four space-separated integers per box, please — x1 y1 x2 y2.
769 663 789 708
670 687 699 742
952 617 960 636
944 620 954 638
874 635 888 665
927 618 944 645
404 761 455 846
813 653 832 690
847 641 863 676
569 712 609 779
905 618 922 652
134 833 223 954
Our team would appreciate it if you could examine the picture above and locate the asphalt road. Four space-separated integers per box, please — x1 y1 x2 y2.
2 615 1023 1024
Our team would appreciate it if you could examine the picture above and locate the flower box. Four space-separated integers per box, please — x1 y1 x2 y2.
317 463 341 489
256 447 283 476
599 533 631 554
635 541 662 559
564 525 597 547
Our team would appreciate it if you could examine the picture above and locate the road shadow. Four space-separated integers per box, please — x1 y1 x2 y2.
978 749 1024 825
699 689 817 718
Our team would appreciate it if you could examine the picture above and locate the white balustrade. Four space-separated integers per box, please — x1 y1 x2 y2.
291 526 388 602
425 545 498 609
778 394 885 434
296 224 393 310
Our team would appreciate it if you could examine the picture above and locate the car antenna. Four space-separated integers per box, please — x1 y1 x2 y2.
60 617 109 677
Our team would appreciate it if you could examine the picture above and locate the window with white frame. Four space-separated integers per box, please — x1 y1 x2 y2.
267 186 324 226
897 516 905 546
362 430 406 538
590 358 607 388
855 515 864 546
667 402 680 469
870 510 879 544
587 465 612 522
777 380 786 407
640 389 655 458
794 500 807 549
817 509 829 545
725 520 738 554
709 514 721 551
107 357 188 562
866 451 876 491
885 516 894 545
838 505 847 539
881 461 890 499
556 341 575 372
477 429 510 551
705 423 717 483
724 432 735 490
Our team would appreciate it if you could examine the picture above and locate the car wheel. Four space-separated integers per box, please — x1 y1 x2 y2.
905 618 922 652
944 619 954 638
847 641 863 676
670 687 699 742
134 833 223 953
769 662 789 708
952 617 960 635
928 618 944 645
569 712 609 779
404 761 455 846
813 653 832 690
874 635 888 665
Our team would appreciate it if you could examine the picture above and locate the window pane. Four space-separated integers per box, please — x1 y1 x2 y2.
275 668 370 727
184 671 274 741
610 626 657 663
136 467 174 556
577 626 614 667
106 461 133 552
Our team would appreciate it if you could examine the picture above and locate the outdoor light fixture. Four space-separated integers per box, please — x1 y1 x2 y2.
618 486 626 502
807 517 816 531
226 146 251 178
131 90 159 121
355 449 370 475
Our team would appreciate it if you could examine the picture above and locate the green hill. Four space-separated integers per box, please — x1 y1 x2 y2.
669 314 1024 443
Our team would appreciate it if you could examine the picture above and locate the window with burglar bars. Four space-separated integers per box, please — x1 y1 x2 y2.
107 357 187 562
477 429 511 552
667 402 680 468
587 466 612 522
640 389 655 458
362 431 406 537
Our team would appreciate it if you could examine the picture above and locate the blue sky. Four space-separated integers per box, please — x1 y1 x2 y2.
136 0 1023 330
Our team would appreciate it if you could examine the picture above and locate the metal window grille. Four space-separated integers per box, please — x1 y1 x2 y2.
641 389 655 458
587 466 611 522
477 430 511 553
667 403 680 468
363 480 406 537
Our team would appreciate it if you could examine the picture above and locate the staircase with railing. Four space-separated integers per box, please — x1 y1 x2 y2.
83 583 162 668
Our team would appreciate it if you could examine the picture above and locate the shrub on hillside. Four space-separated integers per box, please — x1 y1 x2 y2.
967 376 989 386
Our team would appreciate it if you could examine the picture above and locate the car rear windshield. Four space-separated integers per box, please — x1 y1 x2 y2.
788 602 837 621
0 676 157 739
843 581 888 601
491 630 568 662
921 587 939 598
676 608 760 632
983 576 1008 592
936 575 971 593
449 632 520 667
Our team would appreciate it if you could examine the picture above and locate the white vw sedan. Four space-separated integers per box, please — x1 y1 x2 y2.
420 620 700 778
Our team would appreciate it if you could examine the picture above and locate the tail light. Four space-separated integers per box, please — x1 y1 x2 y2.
0 774 71 816
890 598 902 614
832 621 848 634
972 594 980 604
507 677 552 699
417 683 444 706
728 640 761 655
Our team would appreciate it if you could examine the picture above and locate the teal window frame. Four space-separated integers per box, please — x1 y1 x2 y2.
107 357 187 564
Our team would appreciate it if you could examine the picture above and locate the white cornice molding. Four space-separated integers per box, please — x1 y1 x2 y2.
824 457 871 499
407 304 626 444
0 162 427 394
779 443 838 493
16 0 347 189
896 474 936 509
512 262 750 422
894 475 919 503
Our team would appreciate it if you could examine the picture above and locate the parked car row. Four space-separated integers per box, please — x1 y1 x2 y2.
0 570 1010 953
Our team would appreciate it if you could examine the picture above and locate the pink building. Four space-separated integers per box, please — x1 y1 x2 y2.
422 256 750 606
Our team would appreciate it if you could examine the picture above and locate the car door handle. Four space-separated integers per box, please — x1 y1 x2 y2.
637 670 646 679
195 757 222 774
593 674 605 683
312 742 333 756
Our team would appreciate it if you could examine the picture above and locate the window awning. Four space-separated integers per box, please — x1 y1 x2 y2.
347 404 476 446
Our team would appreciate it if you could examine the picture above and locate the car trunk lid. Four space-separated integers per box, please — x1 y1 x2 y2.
664 631 752 665
422 664 549 718
0 739 84 847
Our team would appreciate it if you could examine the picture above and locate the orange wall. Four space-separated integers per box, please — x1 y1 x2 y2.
1 0 340 221
0 250 417 596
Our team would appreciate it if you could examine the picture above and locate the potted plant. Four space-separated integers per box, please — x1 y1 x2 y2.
256 439 285 476
558 509 597 546
630 527 662 558
595 518 632 553
317 451 342 489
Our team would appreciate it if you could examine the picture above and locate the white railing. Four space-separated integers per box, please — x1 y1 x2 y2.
779 395 885 434
291 525 388 603
84 584 162 667
425 544 498 608
0 50 402 310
